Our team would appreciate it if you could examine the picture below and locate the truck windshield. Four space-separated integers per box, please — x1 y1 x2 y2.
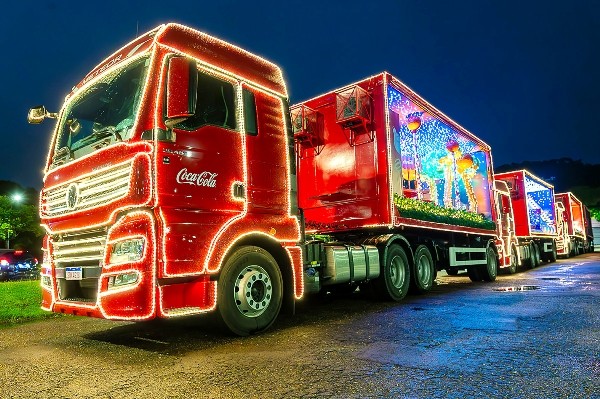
52 56 149 166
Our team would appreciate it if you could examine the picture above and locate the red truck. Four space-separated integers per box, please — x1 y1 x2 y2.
583 205 594 253
494 170 558 270
30 23 505 335
554 192 586 256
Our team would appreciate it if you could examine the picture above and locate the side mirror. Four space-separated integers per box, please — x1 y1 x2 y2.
165 56 198 127
28 106 57 124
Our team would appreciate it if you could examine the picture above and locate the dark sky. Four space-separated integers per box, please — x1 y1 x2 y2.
2 0 599 190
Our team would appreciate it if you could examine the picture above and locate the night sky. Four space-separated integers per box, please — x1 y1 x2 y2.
2 0 599 190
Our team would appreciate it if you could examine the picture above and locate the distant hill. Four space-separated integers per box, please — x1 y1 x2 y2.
495 158 600 207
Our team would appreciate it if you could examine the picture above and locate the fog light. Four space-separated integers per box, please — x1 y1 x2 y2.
107 272 139 290
41 275 52 288
110 238 145 264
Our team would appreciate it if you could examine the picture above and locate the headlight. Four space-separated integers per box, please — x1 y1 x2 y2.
110 238 145 264
108 272 139 290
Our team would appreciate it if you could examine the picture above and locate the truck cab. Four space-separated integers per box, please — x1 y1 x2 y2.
31 24 302 335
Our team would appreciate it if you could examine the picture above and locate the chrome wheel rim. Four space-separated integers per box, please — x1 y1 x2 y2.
389 255 407 289
416 253 432 288
233 265 272 318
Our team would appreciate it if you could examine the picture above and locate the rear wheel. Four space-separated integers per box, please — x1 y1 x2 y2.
371 244 410 301
507 246 518 274
531 243 541 267
467 266 482 282
548 241 557 262
526 242 540 268
410 245 435 294
481 246 498 282
216 246 283 336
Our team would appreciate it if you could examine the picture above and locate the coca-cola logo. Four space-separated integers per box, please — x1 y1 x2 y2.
176 168 218 188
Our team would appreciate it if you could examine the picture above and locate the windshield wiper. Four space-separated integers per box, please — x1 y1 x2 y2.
88 126 123 143
74 126 123 151
52 146 73 166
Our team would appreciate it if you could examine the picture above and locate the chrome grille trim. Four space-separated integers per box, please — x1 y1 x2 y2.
52 229 107 266
52 229 107 303
43 161 132 217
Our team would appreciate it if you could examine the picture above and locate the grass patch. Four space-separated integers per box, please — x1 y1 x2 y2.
0 280 60 328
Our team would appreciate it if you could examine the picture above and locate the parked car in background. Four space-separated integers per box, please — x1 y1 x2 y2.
0 250 40 281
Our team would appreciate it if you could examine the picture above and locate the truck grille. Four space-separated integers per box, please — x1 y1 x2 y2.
43 161 132 217
53 229 106 302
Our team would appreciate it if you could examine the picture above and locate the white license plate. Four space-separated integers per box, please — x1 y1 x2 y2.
65 267 83 280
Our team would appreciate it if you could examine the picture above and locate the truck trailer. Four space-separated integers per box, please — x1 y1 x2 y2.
30 23 503 335
555 192 586 256
292 71 503 292
494 170 558 270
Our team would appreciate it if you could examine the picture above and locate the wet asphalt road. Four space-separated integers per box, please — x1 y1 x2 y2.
1 253 599 398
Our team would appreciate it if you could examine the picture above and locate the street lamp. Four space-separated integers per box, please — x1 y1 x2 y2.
5 193 23 249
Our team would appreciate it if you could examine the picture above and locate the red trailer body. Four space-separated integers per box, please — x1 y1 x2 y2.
555 192 586 256
494 170 558 266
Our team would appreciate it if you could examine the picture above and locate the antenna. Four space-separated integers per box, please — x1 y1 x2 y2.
136 20 139 37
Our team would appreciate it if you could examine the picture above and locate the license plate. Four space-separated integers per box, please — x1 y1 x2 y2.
65 267 83 280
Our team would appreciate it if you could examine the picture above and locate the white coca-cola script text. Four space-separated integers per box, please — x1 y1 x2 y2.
176 168 218 187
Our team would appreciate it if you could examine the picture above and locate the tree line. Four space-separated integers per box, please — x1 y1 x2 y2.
0 181 44 253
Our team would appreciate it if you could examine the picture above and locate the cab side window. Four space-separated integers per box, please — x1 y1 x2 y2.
177 72 236 130
243 88 258 136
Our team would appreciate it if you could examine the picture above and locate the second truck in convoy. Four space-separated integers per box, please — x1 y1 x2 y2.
494 170 558 270
28 23 590 335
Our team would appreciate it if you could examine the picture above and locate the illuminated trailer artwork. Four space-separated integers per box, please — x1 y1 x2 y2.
523 174 556 235
388 85 494 229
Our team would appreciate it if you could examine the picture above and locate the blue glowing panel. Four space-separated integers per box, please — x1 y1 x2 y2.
524 174 556 234
388 85 492 219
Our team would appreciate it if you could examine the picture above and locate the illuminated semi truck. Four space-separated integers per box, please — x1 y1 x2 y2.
494 170 558 271
29 24 505 335
554 192 587 256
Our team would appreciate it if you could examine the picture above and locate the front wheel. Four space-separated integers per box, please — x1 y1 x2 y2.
371 244 410 301
216 246 283 336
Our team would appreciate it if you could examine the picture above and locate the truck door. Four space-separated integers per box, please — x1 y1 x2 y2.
156 68 244 275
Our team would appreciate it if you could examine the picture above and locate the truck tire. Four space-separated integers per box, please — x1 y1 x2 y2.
481 246 498 282
526 243 540 268
216 246 283 336
371 244 410 301
410 245 435 294
531 243 541 268
467 266 482 282
548 242 557 262
507 246 518 274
